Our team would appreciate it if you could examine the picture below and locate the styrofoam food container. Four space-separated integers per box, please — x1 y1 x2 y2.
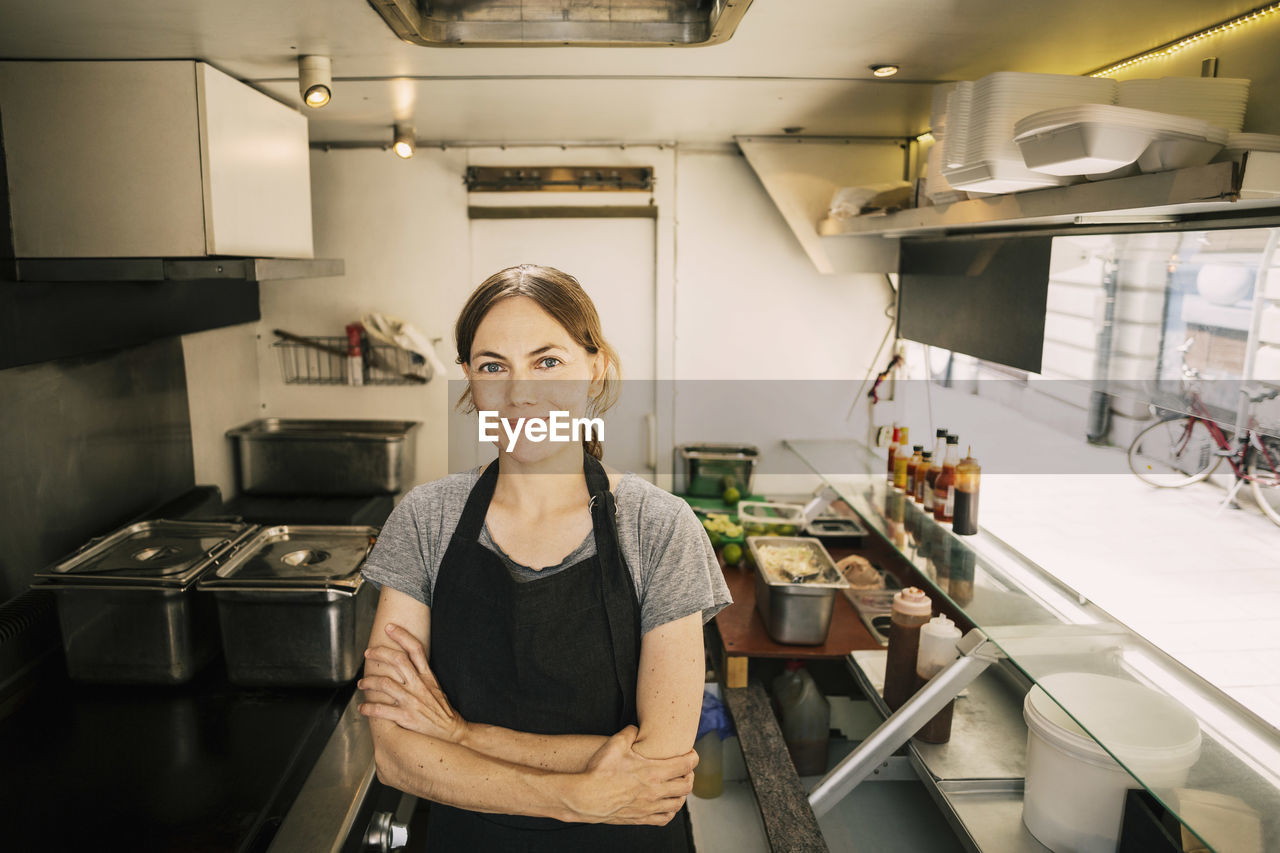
1013 105 1223 176
1214 133 1280 166
1137 129 1228 173
1022 673 1201 853
942 158 1073 193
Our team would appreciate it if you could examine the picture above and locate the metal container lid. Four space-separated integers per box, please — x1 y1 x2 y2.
226 419 420 441
32 520 257 588
199 525 377 592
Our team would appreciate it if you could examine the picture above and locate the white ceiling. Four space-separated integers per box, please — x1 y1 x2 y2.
0 0 1264 143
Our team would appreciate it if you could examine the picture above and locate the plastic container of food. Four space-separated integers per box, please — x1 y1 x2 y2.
747 536 848 644
1022 672 1202 853
737 500 806 536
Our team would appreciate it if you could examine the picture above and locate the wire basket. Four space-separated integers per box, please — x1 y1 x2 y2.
273 336 432 386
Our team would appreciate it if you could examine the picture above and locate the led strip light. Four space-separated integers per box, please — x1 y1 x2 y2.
1087 2 1280 77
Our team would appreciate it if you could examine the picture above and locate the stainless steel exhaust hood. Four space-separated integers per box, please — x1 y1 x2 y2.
367 0 754 47
2 257 344 283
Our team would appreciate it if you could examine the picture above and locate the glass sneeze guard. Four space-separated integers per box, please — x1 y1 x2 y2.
785 437 1280 853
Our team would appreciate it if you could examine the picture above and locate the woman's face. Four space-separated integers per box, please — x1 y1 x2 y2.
466 295 604 464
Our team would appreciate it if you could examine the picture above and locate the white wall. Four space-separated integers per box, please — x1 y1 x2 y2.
180 145 899 496
182 321 262 499
673 149 896 493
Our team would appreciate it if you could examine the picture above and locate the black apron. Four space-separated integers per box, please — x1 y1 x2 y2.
427 449 694 852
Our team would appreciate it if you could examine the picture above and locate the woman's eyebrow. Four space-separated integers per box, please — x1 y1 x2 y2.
473 344 564 360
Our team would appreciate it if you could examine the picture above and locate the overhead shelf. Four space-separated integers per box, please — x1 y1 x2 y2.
819 152 1280 239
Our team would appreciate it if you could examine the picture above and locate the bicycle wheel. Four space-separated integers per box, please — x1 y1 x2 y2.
1128 416 1221 487
1248 436 1280 527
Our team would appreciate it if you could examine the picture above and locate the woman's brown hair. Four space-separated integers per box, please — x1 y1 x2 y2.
454 264 622 460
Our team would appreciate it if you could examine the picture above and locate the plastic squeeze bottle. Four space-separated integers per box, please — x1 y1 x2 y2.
693 689 735 799
952 448 981 535
913 614 963 743
776 662 831 776
883 587 933 710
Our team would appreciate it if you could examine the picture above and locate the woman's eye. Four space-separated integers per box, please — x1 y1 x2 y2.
538 357 561 369
478 362 503 374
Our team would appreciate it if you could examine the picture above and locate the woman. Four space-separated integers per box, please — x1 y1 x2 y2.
357 264 733 851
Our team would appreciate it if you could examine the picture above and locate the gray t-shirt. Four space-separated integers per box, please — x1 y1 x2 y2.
361 465 733 636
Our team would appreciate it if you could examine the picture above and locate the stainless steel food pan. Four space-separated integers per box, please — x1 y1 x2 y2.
198 524 379 686
674 444 758 497
227 419 420 496
29 519 256 683
747 536 848 645
208 585 377 686
43 584 221 683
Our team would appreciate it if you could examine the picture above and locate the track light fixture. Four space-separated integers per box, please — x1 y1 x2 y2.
298 55 332 109
393 123 416 159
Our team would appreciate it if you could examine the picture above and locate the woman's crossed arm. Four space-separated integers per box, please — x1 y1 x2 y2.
360 586 699 824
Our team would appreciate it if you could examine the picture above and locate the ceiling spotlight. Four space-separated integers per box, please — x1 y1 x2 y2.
298 55 332 108
870 64 900 78
393 123 416 159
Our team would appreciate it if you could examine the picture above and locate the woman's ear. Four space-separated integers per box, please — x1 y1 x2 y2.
589 353 608 391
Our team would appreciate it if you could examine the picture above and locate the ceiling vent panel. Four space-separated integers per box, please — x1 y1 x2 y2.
367 0 753 46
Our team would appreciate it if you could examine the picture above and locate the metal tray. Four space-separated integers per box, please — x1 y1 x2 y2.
674 443 758 497
198 525 379 686
29 519 256 683
747 536 848 645
747 536 846 588
227 418 420 496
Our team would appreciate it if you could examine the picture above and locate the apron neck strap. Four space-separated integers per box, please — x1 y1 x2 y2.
455 448 611 542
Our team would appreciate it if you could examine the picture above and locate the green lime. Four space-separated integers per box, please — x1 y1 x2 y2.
745 523 765 537
722 486 741 504
708 531 723 549
722 543 743 565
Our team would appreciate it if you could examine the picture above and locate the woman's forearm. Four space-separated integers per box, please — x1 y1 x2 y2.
459 722 608 773
372 719 580 820
373 719 696 827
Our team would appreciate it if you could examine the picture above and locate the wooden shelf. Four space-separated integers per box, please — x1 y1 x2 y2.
818 154 1280 239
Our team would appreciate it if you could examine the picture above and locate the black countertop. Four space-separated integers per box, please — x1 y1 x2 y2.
0 659 354 852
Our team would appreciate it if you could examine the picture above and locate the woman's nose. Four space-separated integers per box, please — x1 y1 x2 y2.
507 375 539 406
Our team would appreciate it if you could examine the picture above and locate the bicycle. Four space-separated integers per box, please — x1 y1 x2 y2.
1127 340 1280 527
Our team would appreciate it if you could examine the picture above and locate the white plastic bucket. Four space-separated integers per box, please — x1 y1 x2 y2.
1021 673 1201 853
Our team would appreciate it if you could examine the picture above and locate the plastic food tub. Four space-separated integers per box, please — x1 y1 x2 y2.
1022 672 1201 853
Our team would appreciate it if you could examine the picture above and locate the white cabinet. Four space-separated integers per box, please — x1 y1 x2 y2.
0 60 313 259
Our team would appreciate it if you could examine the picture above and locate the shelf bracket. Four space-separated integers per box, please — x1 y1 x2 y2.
808 628 1006 817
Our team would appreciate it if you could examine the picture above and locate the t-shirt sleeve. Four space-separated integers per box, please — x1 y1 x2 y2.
638 499 733 636
361 488 433 607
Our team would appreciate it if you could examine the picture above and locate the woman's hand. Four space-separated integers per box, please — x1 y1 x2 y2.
358 623 468 744
566 726 699 826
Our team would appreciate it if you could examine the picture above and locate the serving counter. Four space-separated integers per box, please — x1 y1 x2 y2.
780 437 1280 853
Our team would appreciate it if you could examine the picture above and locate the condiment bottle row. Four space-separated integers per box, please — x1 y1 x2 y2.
885 423 980 535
